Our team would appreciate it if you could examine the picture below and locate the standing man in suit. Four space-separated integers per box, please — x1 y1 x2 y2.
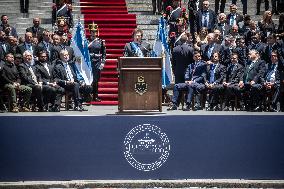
123 28 152 57
195 1 217 33
35 50 64 112
26 18 45 41
172 33 194 84
232 0 247 15
226 4 243 27
0 15 18 38
200 33 222 62
53 49 86 111
205 52 226 111
222 53 244 110
239 49 267 111
167 51 207 111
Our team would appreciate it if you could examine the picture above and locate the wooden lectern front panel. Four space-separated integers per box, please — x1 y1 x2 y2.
118 57 162 112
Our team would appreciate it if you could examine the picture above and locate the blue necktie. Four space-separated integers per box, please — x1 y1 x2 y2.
203 13 208 27
210 64 216 83
266 64 276 82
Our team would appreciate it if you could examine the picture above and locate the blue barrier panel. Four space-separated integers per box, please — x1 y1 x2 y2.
0 115 284 181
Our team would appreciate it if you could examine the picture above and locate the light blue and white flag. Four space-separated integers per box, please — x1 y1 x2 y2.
153 17 173 88
70 21 93 85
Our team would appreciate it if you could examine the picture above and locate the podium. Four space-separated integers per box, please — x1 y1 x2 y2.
118 57 163 113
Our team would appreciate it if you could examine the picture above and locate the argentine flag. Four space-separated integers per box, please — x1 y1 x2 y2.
153 17 173 88
70 21 93 85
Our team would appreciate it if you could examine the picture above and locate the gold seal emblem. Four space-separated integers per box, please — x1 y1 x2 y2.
134 76 147 95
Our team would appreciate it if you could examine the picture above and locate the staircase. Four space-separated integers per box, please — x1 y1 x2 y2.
79 0 137 105
126 0 160 44
0 0 82 38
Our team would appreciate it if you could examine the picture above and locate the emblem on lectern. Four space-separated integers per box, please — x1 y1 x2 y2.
134 76 147 95
124 124 171 171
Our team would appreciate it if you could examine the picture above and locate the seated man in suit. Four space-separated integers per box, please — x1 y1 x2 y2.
205 52 226 111
123 28 152 57
16 32 37 60
200 33 222 62
167 51 207 111
35 50 64 112
222 53 244 110
18 50 50 111
52 49 87 111
263 50 281 112
239 49 266 111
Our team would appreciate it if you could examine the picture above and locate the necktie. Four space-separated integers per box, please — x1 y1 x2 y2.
2 43 6 52
207 45 213 59
230 14 235 25
210 64 216 83
203 13 208 27
29 66 37 83
266 64 276 82
44 63 50 76
64 63 73 81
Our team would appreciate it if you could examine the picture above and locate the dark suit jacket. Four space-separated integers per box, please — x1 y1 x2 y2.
35 41 54 59
0 42 10 61
50 44 74 62
52 60 78 87
226 63 244 84
215 23 231 36
226 13 243 26
123 41 152 57
200 43 222 61
35 61 54 85
195 9 217 32
242 59 266 83
0 24 18 38
16 43 36 56
205 63 226 84
0 62 21 85
18 63 39 85
172 43 194 83
264 63 281 86
26 26 45 40
247 42 266 58
184 61 207 83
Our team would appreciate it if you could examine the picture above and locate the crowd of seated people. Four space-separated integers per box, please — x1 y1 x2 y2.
0 9 94 113
162 0 284 112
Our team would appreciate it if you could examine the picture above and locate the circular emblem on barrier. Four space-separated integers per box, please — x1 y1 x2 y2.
124 124 170 171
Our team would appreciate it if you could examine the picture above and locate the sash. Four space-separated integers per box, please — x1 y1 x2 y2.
56 4 67 17
130 42 144 57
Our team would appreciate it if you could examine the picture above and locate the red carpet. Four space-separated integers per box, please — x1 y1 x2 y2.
80 0 137 105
